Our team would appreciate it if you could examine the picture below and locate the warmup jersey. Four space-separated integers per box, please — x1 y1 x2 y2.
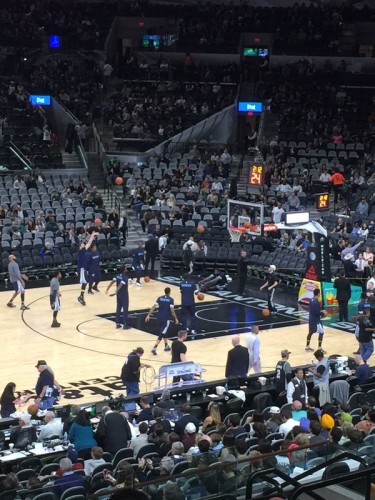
88 251 101 273
180 281 196 306
114 273 129 300
133 248 145 266
156 295 174 321
77 248 89 271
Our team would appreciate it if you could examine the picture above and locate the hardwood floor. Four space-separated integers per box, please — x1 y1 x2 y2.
0 279 358 406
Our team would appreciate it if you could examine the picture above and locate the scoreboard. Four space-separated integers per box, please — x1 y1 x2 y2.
316 193 329 210
248 163 265 186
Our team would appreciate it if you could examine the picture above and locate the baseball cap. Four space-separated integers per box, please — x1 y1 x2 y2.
67 445 79 462
281 349 291 356
269 265 276 271
269 406 280 414
35 360 47 367
185 422 196 434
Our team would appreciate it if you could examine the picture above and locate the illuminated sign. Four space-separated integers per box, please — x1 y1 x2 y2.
248 164 264 186
316 193 329 210
238 101 263 113
29 95 51 106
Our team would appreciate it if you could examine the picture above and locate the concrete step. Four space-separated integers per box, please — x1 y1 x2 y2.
62 152 81 168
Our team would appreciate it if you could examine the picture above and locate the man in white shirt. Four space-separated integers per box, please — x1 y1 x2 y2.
246 326 261 373
220 149 232 166
275 181 292 196
211 178 223 193
272 203 285 223
278 409 299 436
319 171 331 183
38 411 63 441
183 236 199 253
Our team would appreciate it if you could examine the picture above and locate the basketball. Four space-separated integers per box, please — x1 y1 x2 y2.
197 292 205 300
27 403 39 416
243 221 251 229
197 225 205 233
240 226 247 234
94 218 102 226
262 308 271 317
115 177 123 185
144 276 151 282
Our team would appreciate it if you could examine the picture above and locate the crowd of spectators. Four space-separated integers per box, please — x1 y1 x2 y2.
1 389 375 499
0 172 128 273
0 0 117 49
105 80 236 142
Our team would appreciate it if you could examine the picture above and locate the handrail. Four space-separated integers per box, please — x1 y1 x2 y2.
289 463 374 500
76 139 89 170
8 142 32 170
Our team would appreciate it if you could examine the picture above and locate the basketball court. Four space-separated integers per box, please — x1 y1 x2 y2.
0 275 359 406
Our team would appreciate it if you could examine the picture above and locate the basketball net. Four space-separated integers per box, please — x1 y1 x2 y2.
228 228 241 243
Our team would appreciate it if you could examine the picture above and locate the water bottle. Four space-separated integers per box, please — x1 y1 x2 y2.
63 432 68 446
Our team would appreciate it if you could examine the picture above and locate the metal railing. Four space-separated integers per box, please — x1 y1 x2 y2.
89 441 375 500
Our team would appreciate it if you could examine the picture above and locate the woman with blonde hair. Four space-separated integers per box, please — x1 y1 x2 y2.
202 402 222 432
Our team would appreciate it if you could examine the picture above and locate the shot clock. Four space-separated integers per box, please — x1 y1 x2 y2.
316 193 329 210
248 163 265 186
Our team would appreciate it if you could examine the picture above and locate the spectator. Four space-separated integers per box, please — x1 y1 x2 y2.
95 406 132 455
53 458 85 498
130 422 149 457
174 404 201 438
38 411 63 441
68 409 97 459
84 447 106 477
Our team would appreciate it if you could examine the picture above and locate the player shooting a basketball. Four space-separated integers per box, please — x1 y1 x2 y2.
260 265 278 315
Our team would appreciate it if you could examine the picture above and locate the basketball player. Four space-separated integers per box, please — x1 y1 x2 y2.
246 325 261 373
132 241 145 286
106 266 131 330
260 264 278 314
50 270 62 328
77 231 98 305
305 288 325 352
7 255 29 310
180 275 197 336
145 287 179 355
87 243 101 294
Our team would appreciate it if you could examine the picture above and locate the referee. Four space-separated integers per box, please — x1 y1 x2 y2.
50 270 62 328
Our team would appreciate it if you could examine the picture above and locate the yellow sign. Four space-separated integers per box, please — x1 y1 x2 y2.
298 278 322 305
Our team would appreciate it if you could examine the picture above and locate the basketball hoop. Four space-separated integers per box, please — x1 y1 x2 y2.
229 228 242 243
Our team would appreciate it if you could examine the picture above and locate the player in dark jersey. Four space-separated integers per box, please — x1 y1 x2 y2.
77 232 97 306
132 241 145 287
106 266 131 330
50 270 62 328
87 244 101 294
180 275 197 336
260 264 278 314
145 287 179 355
